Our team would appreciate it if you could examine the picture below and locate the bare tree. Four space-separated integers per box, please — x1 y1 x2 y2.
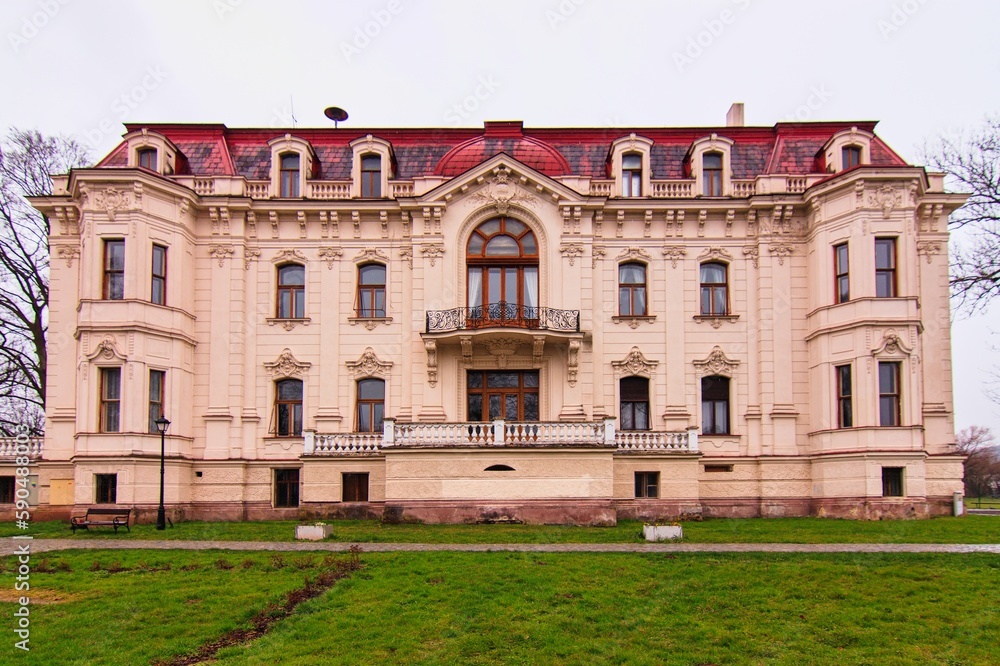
955 426 1000 498
0 129 89 435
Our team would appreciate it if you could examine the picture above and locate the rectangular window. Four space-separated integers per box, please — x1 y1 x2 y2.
138 147 157 170
878 361 901 427
357 264 387 317
151 244 167 305
343 472 370 502
95 474 117 504
466 371 539 422
700 263 729 315
274 469 300 507
148 370 165 434
703 153 723 196
843 146 861 169
875 238 896 298
622 153 642 197
274 379 303 437
100 368 121 433
882 467 904 497
361 155 382 197
701 376 730 435
618 263 647 316
103 240 125 300
836 364 853 428
0 477 14 504
277 265 305 319
834 243 849 304
634 472 659 499
279 154 300 197
620 376 650 431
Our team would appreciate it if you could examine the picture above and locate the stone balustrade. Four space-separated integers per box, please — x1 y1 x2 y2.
616 428 698 453
0 437 44 458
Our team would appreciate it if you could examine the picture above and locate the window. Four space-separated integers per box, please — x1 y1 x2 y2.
843 146 861 169
0 477 14 504
700 263 728 315
343 472 370 502
274 469 300 507
620 377 650 431
467 218 539 328
356 378 385 433
836 364 852 428
361 154 381 197
276 264 305 319
882 467 904 497
100 368 121 433
701 376 729 435
148 370 165 434
103 240 125 300
878 362 901 427
622 153 642 197
703 152 723 196
95 474 117 504
273 379 303 437
151 244 167 305
357 264 386 317
279 153 300 197
138 147 157 170
875 238 896 298
834 243 849 304
634 472 659 499
618 263 647 316
467 371 539 422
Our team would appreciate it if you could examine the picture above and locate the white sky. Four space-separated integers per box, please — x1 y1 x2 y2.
1 0 998 434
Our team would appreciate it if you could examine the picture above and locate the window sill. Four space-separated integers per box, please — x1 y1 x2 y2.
266 317 311 331
349 316 393 330
693 314 739 328
612 315 655 329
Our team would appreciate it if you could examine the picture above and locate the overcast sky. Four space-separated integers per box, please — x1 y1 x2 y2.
2 0 997 434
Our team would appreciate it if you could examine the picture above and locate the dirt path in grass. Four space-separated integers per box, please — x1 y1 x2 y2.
1 539 998 555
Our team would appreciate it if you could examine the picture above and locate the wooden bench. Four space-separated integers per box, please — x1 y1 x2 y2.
70 507 131 534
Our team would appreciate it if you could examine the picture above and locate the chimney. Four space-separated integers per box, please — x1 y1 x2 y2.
726 103 744 127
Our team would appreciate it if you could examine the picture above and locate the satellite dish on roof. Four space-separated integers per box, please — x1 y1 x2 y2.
324 106 349 128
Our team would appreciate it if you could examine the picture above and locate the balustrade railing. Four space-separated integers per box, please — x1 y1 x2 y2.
616 429 697 453
244 181 271 198
731 179 756 197
426 302 580 333
0 437 44 458
308 181 352 199
390 181 414 197
650 180 695 198
589 179 613 196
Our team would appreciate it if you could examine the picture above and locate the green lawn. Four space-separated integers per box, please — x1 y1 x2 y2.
3 514 998 543
2 549 997 665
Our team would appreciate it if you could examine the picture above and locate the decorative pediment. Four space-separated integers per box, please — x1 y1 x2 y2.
612 347 658 377
272 248 308 264
616 247 653 263
353 247 388 264
470 165 538 215
86 335 127 362
346 347 393 378
662 245 686 268
694 346 739 377
697 247 734 263
264 348 311 378
872 329 913 357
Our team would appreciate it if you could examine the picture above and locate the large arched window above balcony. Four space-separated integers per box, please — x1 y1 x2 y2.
466 217 539 327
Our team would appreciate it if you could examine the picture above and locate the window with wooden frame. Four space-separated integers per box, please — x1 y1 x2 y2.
343 472 370 502
618 263 647 316
467 371 539 422
620 376 650 431
361 154 381 197
622 153 642 197
272 379 303 437
842 145 861 169
875 238 896 298
279 153 300 197
703 152 723 196
356 378 385 433
138 147 157 170
103 239 125 300
834 243 849 304
634 471 659 498
835 364 852 428
356 264 386 318
148 370 165 434
466 218 539 328
701 375 730 435
276 264 305 319
100 367 122 433
0 477 14 504
274 469 300 507
151 244 167 305
882 467 904 497
95 474 117 504
699 263 729 315
878 361 901 427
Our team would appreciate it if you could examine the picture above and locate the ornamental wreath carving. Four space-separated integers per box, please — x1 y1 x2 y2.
346 347 393 378
612 347 658 377
264 349 311 378
871 329 913 357
470 165 537 214
693 346 739 377
86 335 127 362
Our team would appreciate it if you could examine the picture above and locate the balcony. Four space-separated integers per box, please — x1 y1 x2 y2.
0 437 44 459
426 302 580 334
305 419 698 455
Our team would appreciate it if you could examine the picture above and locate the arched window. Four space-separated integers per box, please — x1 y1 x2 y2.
618 263 647 316
703 152 723 196
277 264 305 319
357 378 385 433
842 145 862 169
279 153 300 197
699 263 728 315
620 376 650 431
361 154 381 197
701 375 729 434
467 217 539 328
357 264 386 318
273 379 303 437
622 153 642 197
137 147 157 170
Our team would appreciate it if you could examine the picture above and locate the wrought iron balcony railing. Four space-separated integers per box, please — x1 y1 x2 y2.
426 302 580 334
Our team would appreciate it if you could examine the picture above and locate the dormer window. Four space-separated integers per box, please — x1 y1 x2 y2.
138 148 157 170
703 152 723 196
361 155 382 197
843 146 861 169
279 153 300 197
609 134 653 199
124 129 179 175
622 153 642 197
822 127 873 172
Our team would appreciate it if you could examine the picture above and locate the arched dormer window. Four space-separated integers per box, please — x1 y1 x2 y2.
689 134 734 197
267 134 316 198
822 127 874 172
622 153 642 197
703 152 723 196
124 128 179 175
609 134 653 198
138 148 157 170
466 217 538 328
279 153 300 197
361 154 382 197
350 135 395 199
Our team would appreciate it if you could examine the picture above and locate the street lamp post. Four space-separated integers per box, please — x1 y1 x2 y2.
154 416 171 530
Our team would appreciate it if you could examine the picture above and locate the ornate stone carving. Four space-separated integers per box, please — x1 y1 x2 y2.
532 336 545 365
57 246 80 267
559 243 584 266
346 347 392 378
209 244 234 267
460 336 473 362
399 247 413 269
424 340 438 387
916 241 942 264
768 243 794 265
697 247 734 263
272 248 308 264
591 245 606 268
742 245 759 269
662 245 686 268
868 185 902 218
94 188 130 221
872 329 913 357
243 247 261 270
354 247 389 264
470 165 537 214
86 335 127 362
421 244 445 267
567 339 581 386
612 347 658 377
616 247 652 263
483 338 521 368
269 211 279 238
693 346 739 377
318 247 343 269
245 210 256 238
264 348 311 378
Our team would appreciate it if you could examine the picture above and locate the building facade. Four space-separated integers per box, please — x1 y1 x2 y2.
20 108 967 524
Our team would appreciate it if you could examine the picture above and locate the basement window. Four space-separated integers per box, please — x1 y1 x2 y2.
704 464 734 473
485 464 515 471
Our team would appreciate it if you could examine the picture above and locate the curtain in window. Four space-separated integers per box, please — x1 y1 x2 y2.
468 269 482 312
523 267 538 309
